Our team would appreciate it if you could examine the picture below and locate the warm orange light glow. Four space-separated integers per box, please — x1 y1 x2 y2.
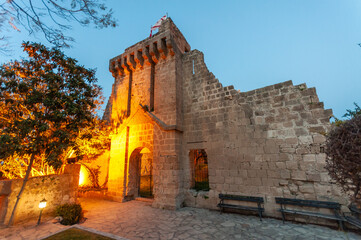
140 148 151 154
1 154 56 180
107 123 154 194
79 165 87 186
39 199 47 209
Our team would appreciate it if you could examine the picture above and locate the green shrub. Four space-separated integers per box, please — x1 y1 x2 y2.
55 203 83 225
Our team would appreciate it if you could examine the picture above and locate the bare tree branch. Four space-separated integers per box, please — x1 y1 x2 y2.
0 0 117 53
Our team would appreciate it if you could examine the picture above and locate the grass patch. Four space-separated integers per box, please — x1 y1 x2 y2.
44 228 115 240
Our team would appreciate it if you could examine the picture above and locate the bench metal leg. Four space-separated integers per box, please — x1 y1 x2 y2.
258 210 262 221
334 210 344 231
281 211 285 223
338 220 344 231
257 203 262 221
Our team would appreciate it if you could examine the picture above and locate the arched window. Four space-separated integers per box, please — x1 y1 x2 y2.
189 149 209 191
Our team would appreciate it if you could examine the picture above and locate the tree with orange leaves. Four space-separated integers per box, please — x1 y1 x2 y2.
0 42 104 226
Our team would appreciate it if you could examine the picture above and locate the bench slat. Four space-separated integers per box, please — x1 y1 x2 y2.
219 194 264 203
218 194 264 221
275 197 344 230
349 205 361 215
279 209 343 221
345 216 361 229
218 203 264 212
275 197 340 209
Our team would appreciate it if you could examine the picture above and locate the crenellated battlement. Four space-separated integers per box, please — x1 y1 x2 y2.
109 18 190 77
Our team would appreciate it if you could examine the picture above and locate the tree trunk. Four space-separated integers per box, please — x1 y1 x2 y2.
7 153 35 226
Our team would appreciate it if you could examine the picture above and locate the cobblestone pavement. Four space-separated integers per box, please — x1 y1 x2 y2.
1 198 360 240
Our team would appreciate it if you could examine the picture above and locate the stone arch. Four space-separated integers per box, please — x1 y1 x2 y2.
126 144 153 199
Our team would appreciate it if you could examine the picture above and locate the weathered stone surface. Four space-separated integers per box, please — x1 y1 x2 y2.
0 164 79 225
103 18 347 224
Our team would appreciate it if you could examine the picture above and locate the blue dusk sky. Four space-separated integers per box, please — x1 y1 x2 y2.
1 0 361 119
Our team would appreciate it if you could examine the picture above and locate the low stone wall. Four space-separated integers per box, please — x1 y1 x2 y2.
0 164 80 225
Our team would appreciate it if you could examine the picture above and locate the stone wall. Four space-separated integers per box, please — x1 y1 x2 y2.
0 164 80 225
181 49 345 223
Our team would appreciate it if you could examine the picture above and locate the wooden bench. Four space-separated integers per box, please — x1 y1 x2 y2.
275 197 344 230
217 194 264 221
344 205 361 229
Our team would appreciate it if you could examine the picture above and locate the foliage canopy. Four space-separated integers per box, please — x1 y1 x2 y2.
0 41 111 226
325 103 361 205
0 42 103 170
0 116 110 179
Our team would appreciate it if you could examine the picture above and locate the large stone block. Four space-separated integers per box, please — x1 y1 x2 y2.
291 171 307 181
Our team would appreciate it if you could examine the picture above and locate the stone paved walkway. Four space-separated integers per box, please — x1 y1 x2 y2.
1 198 360 240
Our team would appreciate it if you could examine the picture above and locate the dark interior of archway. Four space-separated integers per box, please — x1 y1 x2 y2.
139 152 153 198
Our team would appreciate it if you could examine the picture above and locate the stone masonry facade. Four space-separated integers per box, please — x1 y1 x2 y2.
104 18 346 222
0 164 80 225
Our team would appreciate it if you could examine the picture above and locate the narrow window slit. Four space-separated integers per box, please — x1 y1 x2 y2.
192 59 195 75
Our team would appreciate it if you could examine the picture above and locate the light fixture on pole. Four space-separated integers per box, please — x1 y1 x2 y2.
37 198 47 225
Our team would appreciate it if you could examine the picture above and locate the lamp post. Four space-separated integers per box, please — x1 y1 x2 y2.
37 198 47 225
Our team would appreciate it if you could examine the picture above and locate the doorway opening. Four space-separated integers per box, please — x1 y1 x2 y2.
128 147 153 199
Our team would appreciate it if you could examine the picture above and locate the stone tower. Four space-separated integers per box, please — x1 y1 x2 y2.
105 18 190 209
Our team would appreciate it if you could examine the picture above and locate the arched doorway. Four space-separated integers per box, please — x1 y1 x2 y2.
127 147 153 199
